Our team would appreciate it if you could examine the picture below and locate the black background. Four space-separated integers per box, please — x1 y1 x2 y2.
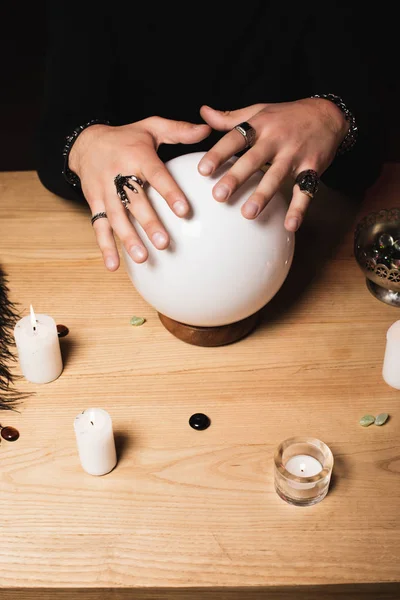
0 5 398 172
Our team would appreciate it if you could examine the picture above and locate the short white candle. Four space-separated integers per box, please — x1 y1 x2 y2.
13 305 63 384
284 454 323 490
74 408 117 476
382 320 400 390
285 454 323 477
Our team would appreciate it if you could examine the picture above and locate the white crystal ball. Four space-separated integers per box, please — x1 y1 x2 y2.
122 151 295 327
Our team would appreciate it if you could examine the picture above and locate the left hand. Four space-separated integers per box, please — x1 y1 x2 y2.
197 99 349 232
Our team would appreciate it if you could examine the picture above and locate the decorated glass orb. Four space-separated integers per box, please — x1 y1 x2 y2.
122 151 295 333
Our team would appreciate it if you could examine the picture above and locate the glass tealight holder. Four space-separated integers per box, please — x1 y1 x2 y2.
274 437 334 507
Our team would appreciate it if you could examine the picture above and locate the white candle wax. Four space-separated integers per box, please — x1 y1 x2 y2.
382 320 400 389
284 454 323 490
285 454 323 476
13 305 63 384
74 408 117 476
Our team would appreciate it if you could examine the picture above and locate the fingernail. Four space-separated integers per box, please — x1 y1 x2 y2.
242 201 259 219
152 232 168 248
198 160 214 176
286 217 299 231
130 245 147 261
105 256 117 270
173 200 188 216
214 185 230 201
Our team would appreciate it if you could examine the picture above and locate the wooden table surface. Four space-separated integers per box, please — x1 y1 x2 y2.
1 164 400 600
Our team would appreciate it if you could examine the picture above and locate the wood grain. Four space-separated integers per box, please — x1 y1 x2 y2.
0 166 400 598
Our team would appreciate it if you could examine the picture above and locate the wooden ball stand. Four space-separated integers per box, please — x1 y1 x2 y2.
158 311 260 347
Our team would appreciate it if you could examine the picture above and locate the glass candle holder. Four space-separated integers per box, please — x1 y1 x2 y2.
274 437 334 507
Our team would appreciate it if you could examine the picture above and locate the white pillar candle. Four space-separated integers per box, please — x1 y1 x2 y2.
382 320 400 390
285 454 323 490
74 408 117 476
13 305 63 384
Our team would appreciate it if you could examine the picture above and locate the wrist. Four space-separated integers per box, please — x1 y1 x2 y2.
62 119 111 188
69 124 110 175
310 94 358 154
310 97 349 139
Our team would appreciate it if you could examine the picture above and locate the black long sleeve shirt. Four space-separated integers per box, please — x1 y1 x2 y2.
35 2 384 202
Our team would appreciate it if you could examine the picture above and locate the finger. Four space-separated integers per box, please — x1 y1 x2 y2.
92 214 120 271
198 124 256 178
240 158 292 219
284 185 312 232
81 183 120 271
104 182 149 264
284 164 320 231
140 150 191 217
149 117 211 146
123 185 170 251
208 146 268 203
199 104 266 130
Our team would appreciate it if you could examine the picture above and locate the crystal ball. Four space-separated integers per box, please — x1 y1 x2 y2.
122 151 295 327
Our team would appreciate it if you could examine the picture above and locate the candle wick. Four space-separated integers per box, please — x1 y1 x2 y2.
90 421 94 426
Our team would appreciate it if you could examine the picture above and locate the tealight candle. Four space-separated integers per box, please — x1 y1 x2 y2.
13 305 63 384
284 454 323 491
382 320 400 390
74 408 117 476
285 454 323 477
274 437 334 506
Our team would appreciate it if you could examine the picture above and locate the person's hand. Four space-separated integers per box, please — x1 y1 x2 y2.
69 117 211 270
197 99 349 232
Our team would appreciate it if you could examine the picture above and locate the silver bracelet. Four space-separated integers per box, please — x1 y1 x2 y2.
311 93 358 154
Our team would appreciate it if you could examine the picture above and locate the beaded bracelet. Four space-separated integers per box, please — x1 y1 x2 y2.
311 93 358 155
62 119 111 187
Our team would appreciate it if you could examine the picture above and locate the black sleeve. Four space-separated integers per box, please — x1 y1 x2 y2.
304 2 385 195
35 2 115 201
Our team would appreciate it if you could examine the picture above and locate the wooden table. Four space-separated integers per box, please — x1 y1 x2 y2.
1 165 400 600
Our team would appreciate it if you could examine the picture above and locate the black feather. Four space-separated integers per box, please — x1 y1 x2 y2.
0 268 31 411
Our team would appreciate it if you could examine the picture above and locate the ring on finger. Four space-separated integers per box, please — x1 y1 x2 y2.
295 169 319 199
114 173 144 208
90 211 108 226
233 121 256 149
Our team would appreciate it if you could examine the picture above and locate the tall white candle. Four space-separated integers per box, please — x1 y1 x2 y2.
74 408 117 476
382 320 400 390
13 305 63 384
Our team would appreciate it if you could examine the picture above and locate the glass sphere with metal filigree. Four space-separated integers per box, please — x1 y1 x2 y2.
354 208 400 306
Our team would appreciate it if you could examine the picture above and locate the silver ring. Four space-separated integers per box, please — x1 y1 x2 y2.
91 211 107 226
295 169 319 199
114 173 144 209
234 121 256 148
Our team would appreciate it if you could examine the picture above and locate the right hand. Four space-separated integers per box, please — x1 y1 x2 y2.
69 117 211 270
